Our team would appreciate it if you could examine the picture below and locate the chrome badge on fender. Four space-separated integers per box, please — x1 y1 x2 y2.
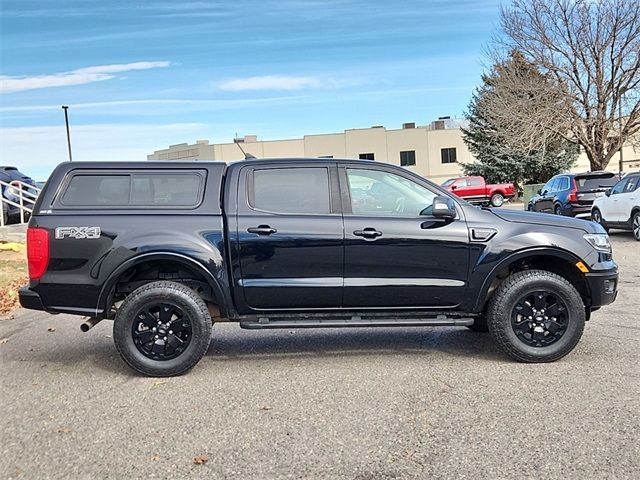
55 226 101 240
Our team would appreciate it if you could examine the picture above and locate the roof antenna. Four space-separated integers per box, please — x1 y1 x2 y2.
233 137 257 159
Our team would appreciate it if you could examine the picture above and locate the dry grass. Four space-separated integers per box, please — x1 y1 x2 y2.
0 246 27 316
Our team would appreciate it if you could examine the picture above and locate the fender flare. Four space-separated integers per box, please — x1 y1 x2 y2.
473 246 586 311
97 252 231 318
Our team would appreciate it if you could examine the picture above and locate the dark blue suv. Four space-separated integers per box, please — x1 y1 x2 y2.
528 171 619 218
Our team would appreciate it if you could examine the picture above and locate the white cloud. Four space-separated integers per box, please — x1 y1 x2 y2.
218 75 321 91
0 61 171 94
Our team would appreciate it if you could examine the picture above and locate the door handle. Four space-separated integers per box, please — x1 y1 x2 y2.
247 225 277 236
353 228 382 239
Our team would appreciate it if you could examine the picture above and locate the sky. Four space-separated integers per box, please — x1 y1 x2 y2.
0 0 502 180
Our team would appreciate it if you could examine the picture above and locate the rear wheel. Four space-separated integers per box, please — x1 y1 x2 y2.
487 270 585 363
490 193 504 207
113 281 212 376
554 204 562 215
591 208 609 232
633 211 640 241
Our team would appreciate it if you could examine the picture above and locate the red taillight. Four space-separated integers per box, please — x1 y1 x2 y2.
567 179 578 203
27 227 49 280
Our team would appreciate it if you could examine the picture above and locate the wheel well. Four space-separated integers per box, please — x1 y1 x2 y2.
481 254 590 313
108 260 218 312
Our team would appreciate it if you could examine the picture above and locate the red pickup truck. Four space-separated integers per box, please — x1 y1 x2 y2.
441 176 515 207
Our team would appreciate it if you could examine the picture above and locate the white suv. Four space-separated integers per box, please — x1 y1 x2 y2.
591 173 640 241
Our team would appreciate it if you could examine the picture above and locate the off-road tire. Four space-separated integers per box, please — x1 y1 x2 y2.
113 281 212 376
487 270 585 363
490 193 504 208
591 208 609 232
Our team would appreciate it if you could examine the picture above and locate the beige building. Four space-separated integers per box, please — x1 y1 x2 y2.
148 118 640 182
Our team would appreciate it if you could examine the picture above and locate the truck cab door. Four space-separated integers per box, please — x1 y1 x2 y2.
340 165 470 309
231 163 344 312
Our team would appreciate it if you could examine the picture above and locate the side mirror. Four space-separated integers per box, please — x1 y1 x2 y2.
605 190 611 197
451 185 458 190
430 196 456 219
537 189 542 195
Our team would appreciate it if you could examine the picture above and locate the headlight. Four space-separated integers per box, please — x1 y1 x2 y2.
583 233 611 253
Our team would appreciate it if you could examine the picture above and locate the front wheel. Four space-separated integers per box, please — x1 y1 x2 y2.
633 211 640 241
487 270 585 363
490 193 504 207
591 208 609 233
113 281 212 376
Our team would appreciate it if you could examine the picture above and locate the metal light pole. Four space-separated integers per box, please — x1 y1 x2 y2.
62 105 73 162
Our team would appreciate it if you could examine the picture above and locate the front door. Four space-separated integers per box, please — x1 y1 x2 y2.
340 166 470 309
234 163 343 311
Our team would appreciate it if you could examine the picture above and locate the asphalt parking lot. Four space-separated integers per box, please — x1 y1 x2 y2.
1 232 638 479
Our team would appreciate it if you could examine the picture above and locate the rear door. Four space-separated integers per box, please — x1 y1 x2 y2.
340 165 470 309
233 163 344 311
465 177 486 201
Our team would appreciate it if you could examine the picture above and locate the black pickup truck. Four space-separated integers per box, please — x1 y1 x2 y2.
20 159 618 376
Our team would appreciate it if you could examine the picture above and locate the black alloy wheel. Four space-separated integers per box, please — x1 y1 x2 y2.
512 290 567 347
487 269 585 363
132 303 192 361
114 281 212 376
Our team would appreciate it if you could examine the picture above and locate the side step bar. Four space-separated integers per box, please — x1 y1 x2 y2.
240 315 474 330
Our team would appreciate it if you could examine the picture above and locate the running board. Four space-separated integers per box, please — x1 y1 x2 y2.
240 315 474 330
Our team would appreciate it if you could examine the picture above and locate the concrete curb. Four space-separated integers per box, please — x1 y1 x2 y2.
0 224 27 243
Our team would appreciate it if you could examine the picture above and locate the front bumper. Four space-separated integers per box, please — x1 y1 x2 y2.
19 287 45 311
585 269 618 308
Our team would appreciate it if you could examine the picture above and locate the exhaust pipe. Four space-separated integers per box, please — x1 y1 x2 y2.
80 317 102 332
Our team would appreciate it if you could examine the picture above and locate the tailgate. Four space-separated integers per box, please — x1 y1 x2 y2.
575 174 618 205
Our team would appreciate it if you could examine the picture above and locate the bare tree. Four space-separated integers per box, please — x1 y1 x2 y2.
499 0 640 171
463 50 578 186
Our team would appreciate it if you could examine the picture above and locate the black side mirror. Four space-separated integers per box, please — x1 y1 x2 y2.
430 195 456 219
605 190 611 197
537 189 542 195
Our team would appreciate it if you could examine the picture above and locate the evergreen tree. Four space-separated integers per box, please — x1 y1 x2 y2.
462 51 578 187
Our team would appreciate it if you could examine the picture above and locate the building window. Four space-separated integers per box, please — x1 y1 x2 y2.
441 147 457 164
399 150 416 166
359 153 375 160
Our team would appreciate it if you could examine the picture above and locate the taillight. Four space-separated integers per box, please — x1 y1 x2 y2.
27 227 49 280
567 179 578 203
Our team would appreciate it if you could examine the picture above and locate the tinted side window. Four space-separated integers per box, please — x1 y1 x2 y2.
346 168 437 217
610 179 627 195
624 175 639 192
548 178 560 192
251 168 331 214
556 176 570 191
131 173 202 206
60 172 204 207
61 175 130 206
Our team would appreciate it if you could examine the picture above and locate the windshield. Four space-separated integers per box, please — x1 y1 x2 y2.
441 179 455 187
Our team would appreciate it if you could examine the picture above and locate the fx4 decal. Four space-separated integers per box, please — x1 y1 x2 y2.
55 226 101 240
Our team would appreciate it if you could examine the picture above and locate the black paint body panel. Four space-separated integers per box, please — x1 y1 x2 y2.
20 159 618 319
